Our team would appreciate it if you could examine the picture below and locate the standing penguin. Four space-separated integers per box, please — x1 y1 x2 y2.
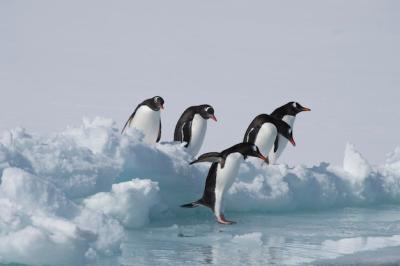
121 96 164 144
269 102 310 164
181 143 267 224
243 114 295 163
174 105 217 156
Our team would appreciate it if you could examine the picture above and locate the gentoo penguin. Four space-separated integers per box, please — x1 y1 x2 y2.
174 105 217 156
181 143 267 224
243 114 295 163
121 96 164 143
269 102 310 164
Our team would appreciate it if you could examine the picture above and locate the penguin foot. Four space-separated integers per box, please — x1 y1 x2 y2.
217 214 236 225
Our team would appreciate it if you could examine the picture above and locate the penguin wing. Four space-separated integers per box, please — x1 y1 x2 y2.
121 105 140 134
200 163 218 209
244 125 261 144
174 120 192 147
190 152 224 165
174 107 196 145
273 135 280 152
156 120 161 143
182 121 192 147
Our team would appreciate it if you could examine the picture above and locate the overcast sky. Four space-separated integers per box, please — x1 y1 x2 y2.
1 0 399 165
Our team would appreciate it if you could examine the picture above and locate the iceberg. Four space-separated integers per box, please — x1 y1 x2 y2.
0 117 399 265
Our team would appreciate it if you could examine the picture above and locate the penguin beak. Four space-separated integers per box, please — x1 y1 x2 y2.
258 153 268 163
160 104 164 110
301 106 311 112
289 137 296 146
210 115 217 122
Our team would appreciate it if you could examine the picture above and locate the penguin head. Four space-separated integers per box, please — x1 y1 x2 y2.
276 121 296 146
148 96 164 111
198 105 217 121
285 102 311 116
235 143 268 161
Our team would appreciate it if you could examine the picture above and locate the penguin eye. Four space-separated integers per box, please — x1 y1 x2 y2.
292 102 297 108
154 97 159 103
205 107 214 114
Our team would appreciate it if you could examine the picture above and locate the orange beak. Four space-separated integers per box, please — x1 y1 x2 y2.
258 154 268 163
289 137 296 146
210 115 217 122
301 106 311 112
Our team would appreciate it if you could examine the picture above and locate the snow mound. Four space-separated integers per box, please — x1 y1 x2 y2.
0 168 122 266
84 179 160 228
0 117 399 265
343 143 372 182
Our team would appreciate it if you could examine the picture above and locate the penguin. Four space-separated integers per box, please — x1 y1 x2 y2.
243 114 295 163
121 96 164 143
174 105 217 156
181 143 267 224
269 102 311 164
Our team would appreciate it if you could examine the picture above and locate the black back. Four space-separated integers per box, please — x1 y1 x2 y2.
183 142 264 210
174 104 215 147
196 143 262 210
243 114 292 144
121 96 164 139
190 142 264 168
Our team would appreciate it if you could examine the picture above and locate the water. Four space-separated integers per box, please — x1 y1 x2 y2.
88 205 400 265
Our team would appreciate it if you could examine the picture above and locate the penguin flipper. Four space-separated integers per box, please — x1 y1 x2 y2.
174 108 195 144
273 135 280 153
244 124 261 144
121 105 140 134
182 121 192 148
156 120 161 143
243 125 254 143
190 152 222 165
182 163 218 211
181 201 201 208
249 126 261 144
174 120 192 147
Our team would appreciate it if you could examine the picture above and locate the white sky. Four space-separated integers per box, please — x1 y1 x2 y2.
1 0 399 165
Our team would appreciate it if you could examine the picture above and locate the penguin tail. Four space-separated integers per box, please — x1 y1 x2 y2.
180 200 202 208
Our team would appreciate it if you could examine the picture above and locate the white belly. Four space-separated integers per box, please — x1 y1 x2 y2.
254 123 278 157
130 106 160 144
187 114 207 156
269 115 296 164
214 153 243 216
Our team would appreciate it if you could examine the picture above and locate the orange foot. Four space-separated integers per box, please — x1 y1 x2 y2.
217 214 236 225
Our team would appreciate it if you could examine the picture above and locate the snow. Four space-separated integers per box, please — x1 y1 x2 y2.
0 117 399 265
84 179 160 229
343 143 372 182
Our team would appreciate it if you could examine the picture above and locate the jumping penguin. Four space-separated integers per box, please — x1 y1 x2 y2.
269 102 310 163
243 114 296 163
181 143 267 224
121 96 164 144
174 104 217 156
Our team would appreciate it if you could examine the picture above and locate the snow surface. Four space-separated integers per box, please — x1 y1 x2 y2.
0 117 400 265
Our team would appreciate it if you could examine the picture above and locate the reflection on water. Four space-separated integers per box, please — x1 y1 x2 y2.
116 206 400 266
322 235 400 255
